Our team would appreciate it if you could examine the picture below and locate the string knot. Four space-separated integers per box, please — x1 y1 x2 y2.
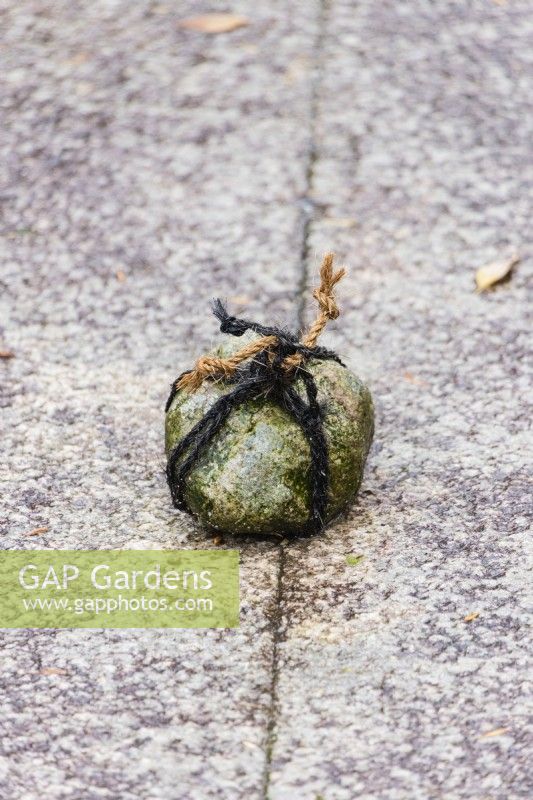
175 253 345 393
213 299 249 336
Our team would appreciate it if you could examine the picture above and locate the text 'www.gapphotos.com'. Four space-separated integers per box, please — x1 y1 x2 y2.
22 595 214 615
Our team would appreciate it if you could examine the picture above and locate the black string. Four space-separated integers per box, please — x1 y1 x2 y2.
165 300 345 536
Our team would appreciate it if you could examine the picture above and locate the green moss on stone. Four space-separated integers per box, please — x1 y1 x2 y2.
165 356 374 536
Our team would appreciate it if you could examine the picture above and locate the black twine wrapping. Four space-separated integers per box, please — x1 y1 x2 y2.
165 301 345 536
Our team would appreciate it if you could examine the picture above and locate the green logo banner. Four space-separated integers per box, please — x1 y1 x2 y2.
0 550 239 629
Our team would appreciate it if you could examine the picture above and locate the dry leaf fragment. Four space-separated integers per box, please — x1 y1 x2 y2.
463 611 480 622
0 349 15 359
179 14 249 34
40 667 68 676
24 526 49 537
475 253 519 292
480 727 511 738
213 535 224 546
116 269 127 282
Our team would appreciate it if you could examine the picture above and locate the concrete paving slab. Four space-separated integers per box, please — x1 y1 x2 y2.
0 2 320 798
268 2 532 799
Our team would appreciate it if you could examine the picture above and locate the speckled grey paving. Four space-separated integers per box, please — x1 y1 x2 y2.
267 2 532 799
1 1 531 799
1 2 318 798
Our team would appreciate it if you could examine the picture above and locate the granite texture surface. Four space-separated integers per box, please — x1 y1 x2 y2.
1 1 531 799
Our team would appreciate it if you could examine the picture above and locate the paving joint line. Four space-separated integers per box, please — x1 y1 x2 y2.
262 2 331 797
296 0 331 332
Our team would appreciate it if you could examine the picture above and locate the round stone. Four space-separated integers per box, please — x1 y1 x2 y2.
165 357 374 536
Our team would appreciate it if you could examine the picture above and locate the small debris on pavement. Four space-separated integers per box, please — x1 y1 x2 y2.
463 611 480 622
322 217 358 228
39 668 68 676
475 253 519 292
0 349 15 359
24 526 49 537
178 14 249 34
403 372 429 387
480 727 511 738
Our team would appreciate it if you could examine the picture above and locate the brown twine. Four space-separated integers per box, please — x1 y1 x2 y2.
176 252 345 393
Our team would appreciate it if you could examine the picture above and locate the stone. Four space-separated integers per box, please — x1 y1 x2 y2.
165 353 374 536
